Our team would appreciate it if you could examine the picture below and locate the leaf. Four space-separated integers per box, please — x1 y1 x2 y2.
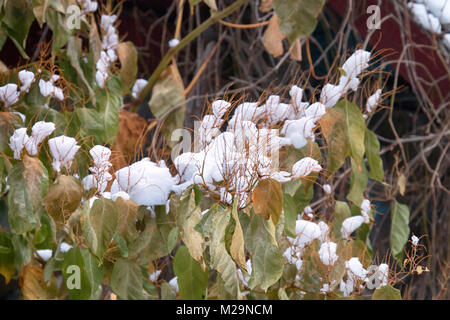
347 158 368 206
364 129 384 181
23 155 49 212
0 112 23 152
1 0 35 58
252 178 283 225
20 264 58 300
0 232 15 283
230 199 246 270
110 258 144 300
372 285 402 300
203 0 218 11
273 0 326 43
259 0 273 12
115 197 140 244
319 99 366 174
390 201 410 261
117 41 138 93
62 247 104 300
243 213 284 291
82 198 118 259
318 109 349 175
45 175 83 226
210 206 241 298
262 14 286 58
7 163 40 234
397 173 406 196
173 246 208 300
167 226 179 253
148 64 185 148
335 99 366 167
283 193 297 237
332 201 351 239
178 189 204 262
32 0 49 27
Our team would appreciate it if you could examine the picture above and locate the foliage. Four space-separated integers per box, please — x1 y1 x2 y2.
0 0 427 300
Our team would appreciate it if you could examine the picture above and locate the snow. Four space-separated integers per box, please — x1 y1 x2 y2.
149 270 162 282
0 83 20 107
341 215 365 240
168 38 180 48
25 121 55 156
366 89 382 113
319 242 338 266
291 157 322 178
111 159 176 206
283 246 303 271
39 79 64 101
36 249 52 262
18 70 35 93
78 0 98 13
377 263 389 287
345 257 367 280
168 276 179 292
411 235 420 246
9 128 29 160
131 79 148 100
212 99 231 119
408 3 442 33
60 242 73 253
237 260 253 287
290 219 322 247
48 136 81 172
323 184 332 195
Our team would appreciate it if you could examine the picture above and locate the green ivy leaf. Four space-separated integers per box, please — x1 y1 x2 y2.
82 198 118 259
0 231 16 283
390 200 410 262
62 247 104 300
335 99 366 168
243 213 284 291
110 258 144 300
173 245 208 300
364 129 384 182
283 193 297 237
273 0 326 43
1 0 35 58
7 163 40 234
347 158 368 206
372 285 402 300
210 206 241 298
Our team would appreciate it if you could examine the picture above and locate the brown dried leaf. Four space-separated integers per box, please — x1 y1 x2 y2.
19 265 58 300
111 109 148 170
262 14 286 58
252 178 283 225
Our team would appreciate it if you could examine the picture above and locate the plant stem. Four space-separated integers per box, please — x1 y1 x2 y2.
132 0 249 111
